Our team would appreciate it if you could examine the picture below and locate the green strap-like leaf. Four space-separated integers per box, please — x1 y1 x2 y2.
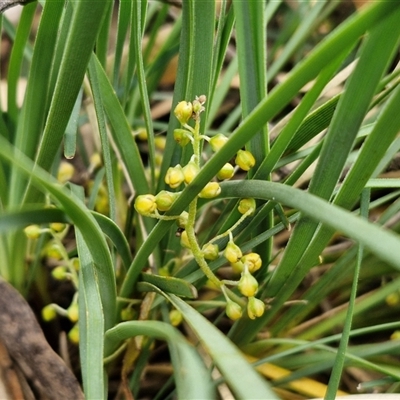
105 320 215 399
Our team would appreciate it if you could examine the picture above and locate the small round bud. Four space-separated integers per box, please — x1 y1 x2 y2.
71 258 80 271
89 153 102 169
169 309 183 327
386 292 400 306
174 101 193 125
24 224 41 239
67 303 79 323
202 243 219 261
52 266 68 280
226 301 243 321
155 136 166 150
136 128 148 140
155 190 178 212
217 163 235 180
241 253 262 273
209 133 228 152
68 324 79 344
238 270 258 297
42 304 57 322
183 161 200 184
235 150 256 171
180 230 191 249
135 194 157 214
46 242 63 260
165 165 185 189
199 182 221 199
391 331 400 340
57 161 75 183
50 222 67 233
247 297 265 320
173 129 191 147
177 211 189 229
121 307 135 321
238 198 256 215
224 241 242 263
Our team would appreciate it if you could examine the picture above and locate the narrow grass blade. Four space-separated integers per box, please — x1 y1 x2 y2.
220 180 400 270
0 136 117 329
165 294 279 399
91 54 149 196
31 0 111 198
267 8 400 296
87 57 116 221
324 189 369 399
75 209 106 400
105 320 215 399
137 274 197 299
6 2 36 125
0 207 68 233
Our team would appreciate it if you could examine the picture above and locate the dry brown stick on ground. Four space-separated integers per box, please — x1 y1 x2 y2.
0 0 35 13
0 278 84 399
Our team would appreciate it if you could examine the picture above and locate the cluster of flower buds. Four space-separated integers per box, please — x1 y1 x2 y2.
220 199 265 320
134 96 264 321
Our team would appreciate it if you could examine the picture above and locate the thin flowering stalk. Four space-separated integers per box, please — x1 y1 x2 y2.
185 107 222 288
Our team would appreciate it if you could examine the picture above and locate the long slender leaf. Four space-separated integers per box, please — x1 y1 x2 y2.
105 320 215 399
0 136 117 329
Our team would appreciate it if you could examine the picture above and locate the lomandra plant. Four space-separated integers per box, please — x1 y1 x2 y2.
1 0 400 399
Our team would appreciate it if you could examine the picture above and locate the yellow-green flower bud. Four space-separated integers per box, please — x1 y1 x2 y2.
386 292 400 306
209 133 228 152
165 164 185 189
71 258 80 271
226 301 243 321
238 198 256 215
68 324 79 344
155 136 166 150
136 128 148 140
241 253 262 273
391 331 400 340
238 270 258 297
235 149 256 171
217 163 235 180
247 297 265 320
183 161 200 184
52 266 68 280
155 190 178 212
57 161 75 183
202 243 219 260
174 101 193 125
173 128 191 147
169 309 183 327
50 222 67 233
177 211 189 229
121 307 135 321
67 303 79 323
135 194 157 214
180 230 191 249
224 241 242 263
46 242 63 260
24 224 41 239
199 182 221 199
42 304 57 322
89 152 102 169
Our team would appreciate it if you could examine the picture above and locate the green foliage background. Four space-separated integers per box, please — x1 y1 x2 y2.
1 0 400 398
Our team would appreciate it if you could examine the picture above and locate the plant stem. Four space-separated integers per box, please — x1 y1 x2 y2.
185 115 222 288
